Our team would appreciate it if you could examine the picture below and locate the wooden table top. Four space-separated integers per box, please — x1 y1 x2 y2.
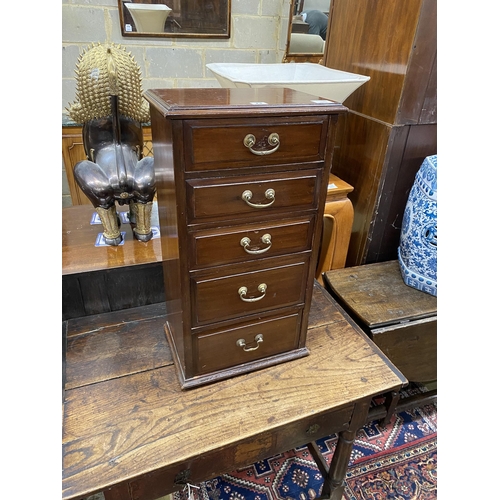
62 202 162 276
324 261 437 328
62 283 406 500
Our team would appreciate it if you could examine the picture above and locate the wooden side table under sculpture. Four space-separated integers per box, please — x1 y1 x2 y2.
145 87 347 388
66 43 156 245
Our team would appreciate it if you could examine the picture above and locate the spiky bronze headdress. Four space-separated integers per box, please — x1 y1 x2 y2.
66 42 150 124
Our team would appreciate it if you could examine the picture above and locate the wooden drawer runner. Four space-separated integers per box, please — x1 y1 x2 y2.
184 116 328 171
196 313 301 374
192 259 308 325
186 169 321 223
189 216 315 268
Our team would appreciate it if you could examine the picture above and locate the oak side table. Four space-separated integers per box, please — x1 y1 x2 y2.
62 283 406 500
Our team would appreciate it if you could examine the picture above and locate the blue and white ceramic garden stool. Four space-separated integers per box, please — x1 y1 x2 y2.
398 154 437 296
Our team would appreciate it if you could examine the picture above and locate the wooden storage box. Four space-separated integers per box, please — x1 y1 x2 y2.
324 260 437 383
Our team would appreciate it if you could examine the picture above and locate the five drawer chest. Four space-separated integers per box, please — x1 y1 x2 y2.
145 88 347 388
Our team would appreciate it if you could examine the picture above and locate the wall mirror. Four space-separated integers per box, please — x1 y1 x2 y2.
118 0 230 38
284 0 331 63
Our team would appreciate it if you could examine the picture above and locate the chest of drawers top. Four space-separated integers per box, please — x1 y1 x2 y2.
145 87 346 119
145 88 347 389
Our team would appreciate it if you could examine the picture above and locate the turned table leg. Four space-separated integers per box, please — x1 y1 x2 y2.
308 398 371 499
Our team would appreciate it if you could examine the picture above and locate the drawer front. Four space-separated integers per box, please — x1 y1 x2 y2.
186 169 321 223
196 313 301 374
184 116 328 171
189 217 315 269
192 259 308 325
274 405 354 452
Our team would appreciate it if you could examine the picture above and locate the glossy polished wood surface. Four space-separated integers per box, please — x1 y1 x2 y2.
184 116 328 170
334 114 391 265
323 0 436 265
326 0 429 124
62 284 406 500
62 203 161 275
146 87 347 118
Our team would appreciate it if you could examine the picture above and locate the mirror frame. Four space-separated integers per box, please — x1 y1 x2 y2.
118 0 231 39
283 0 331 63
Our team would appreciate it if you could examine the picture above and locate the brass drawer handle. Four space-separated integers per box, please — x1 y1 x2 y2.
240 234 272 255
238 283 267 302
236 334 264 352
241 188 275 208
243 132 280 156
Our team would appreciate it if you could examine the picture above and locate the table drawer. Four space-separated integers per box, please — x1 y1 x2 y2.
274 404 354 452
196 313 301 374
189 216 315 269
184 116 328 171
186 169 321 223
192 258 309 325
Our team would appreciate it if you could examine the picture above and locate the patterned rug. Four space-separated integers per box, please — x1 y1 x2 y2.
173 385 437 500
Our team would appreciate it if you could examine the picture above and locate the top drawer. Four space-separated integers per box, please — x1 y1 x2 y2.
183 116 329 171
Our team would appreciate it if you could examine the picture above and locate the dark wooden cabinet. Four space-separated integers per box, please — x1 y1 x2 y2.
324 0 437 265
145 88 346 388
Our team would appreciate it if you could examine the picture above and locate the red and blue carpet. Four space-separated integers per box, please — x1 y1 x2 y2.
173 385 437 499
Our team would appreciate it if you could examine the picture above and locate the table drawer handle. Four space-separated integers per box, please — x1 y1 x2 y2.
241 188 275 208
238 283 267 302
243 132 280 155
240 234 272 254
306 423 320 435
236 334 264 352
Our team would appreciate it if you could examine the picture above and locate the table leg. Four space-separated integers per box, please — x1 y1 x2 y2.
309 399 371 499
381 390 400 427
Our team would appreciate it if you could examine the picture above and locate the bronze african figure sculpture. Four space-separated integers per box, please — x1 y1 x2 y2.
67 43 156 245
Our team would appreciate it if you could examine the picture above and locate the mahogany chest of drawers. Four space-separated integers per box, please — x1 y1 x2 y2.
145 88 347 388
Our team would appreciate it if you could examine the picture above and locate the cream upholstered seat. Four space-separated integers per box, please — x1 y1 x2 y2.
289 33 325 53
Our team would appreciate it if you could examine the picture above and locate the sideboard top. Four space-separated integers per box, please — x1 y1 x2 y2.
145 87 347 119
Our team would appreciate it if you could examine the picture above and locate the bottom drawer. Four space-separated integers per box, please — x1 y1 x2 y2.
196 313 301 374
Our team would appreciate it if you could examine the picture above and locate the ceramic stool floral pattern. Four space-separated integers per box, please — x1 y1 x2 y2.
398 154 437 296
